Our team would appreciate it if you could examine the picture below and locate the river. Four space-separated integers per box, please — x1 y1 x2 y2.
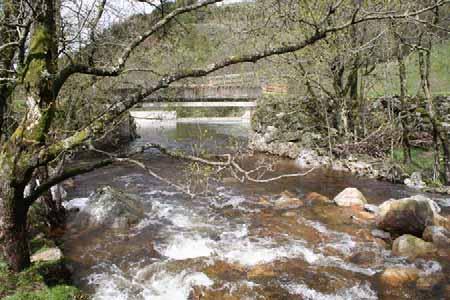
63 119 449 300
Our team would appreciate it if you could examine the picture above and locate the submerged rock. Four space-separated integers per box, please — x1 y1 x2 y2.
422 226 450 248
379 267 420 287
304 192 331 204
333 188 367 207
376 195 440 236
31 247 63 263
71 186 146 229
247 264 276 279
274 191 304 209
416 273 446 292
392 234 437 259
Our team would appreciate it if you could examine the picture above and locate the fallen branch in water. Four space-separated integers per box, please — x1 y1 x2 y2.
28 142 317 200
139 143 317 185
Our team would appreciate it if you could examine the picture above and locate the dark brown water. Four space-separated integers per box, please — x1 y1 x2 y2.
63 120 450 300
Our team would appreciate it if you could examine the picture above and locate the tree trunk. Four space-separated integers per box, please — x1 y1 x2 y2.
419 49 447 183
37 167 66 230
0 179 31 272
397 49 412 164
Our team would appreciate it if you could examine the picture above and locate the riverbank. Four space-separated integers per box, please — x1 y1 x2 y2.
249 131 450 195
0 234 84 299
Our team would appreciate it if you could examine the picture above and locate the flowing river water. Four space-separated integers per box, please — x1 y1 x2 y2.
63 120 450 300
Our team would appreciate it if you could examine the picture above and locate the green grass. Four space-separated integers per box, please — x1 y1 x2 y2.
0 258 82 300
370 40 450 97
392 147 444 185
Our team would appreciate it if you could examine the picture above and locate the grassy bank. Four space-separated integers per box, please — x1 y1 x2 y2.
0 259 82 300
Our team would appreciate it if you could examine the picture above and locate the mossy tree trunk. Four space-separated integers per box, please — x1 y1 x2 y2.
0 0 59 271
419 48 449 184
397 46 412 164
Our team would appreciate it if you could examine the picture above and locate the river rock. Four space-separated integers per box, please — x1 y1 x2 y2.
247 264 276 279
305 192 331 204
379 267 420 287
404 172 426 189
274 191 304 209
72 186 145 229
416 273 445 292
364 204 379 214
392 234 437 259
295 149 329 168
376 195 440 236
31 247 63 263
333 188 367 207
423 226 450 248
371 229 391 240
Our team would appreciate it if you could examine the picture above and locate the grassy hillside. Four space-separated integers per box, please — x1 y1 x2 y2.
370 40 450 97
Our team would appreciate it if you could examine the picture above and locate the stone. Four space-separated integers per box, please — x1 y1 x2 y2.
72 186 146 230
422 226 450 248
333 188 367 207
31 247 63 263
371 229 391 240
274 191 304 209
295 149 329 168
364 204 379 214
376 195 440 236
257 196 271 206
379 267 420 287
247 264 276 279
392 234 437 259
416 273 445 291
433 214 450 231
305 192 331 204
404 172 426 189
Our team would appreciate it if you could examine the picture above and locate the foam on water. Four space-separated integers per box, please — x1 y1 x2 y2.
64 197 89 210
418 260 442 276
285 282 378 300
218 238 321 266
159 234 215 260
88 265 132 300
141 271 213 300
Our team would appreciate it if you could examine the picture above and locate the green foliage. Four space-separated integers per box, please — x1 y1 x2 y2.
4 285 79 300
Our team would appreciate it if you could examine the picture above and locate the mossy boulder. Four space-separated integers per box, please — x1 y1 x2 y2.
71 186 146 230
392 234 437 259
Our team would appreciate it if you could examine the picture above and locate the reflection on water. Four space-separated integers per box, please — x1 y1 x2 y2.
64 120 450 300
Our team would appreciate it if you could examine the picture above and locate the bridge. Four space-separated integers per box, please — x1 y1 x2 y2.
127 73 287 122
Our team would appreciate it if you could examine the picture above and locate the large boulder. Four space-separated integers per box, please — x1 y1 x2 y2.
392 234 437 259
423 226 450 248
71 186 146 229
376 195 440 236
333 188 367 207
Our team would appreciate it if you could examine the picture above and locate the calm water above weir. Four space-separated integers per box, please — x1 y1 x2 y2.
63 120 449 300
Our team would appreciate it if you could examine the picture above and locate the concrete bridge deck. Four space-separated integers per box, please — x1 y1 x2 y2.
140 101 256 108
